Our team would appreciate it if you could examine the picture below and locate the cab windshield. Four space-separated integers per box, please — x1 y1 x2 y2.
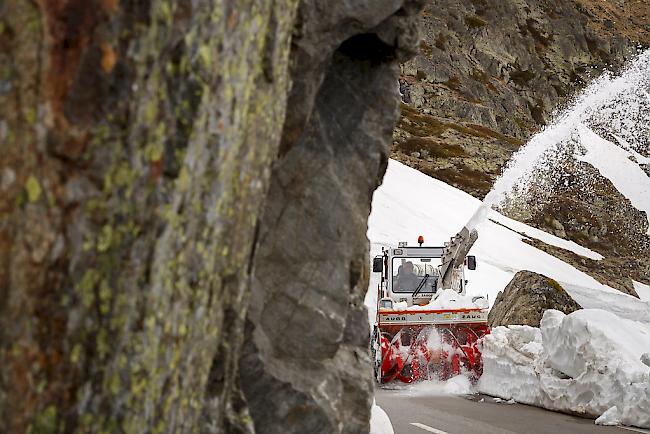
392 257 441 293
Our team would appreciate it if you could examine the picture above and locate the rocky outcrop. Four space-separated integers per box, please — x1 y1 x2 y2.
1 1 300 432
394 0 648 198
235 2 424 433
0 1 422 433
489 271 581 327
510 160 649 295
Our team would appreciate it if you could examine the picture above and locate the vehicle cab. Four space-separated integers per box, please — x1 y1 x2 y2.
372 237 477 308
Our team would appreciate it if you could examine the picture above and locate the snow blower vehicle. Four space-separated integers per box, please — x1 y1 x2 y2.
371 227 490 384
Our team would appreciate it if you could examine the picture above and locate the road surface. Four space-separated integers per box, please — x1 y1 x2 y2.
376 388 650 434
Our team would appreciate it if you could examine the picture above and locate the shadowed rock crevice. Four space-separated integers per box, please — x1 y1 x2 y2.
338 33 397 64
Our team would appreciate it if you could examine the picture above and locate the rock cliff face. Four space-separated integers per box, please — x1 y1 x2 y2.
0 1 422 433
237 2 423 433
394 0 650 293
488 271 581 327
395 0 648 197
1 1 300 432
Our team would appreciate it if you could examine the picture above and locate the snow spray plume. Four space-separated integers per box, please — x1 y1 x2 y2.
465 49 650 231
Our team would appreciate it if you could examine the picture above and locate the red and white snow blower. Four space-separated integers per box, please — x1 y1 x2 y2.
371 227 490 384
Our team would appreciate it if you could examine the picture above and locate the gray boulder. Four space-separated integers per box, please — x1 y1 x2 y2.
233 1 426 434
488 271 581 327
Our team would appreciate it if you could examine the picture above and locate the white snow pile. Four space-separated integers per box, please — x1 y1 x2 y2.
369 401 394 434
478 309 650 428
378 373 475 399
396 374 474 397
634 280 650 302
401 289 489 311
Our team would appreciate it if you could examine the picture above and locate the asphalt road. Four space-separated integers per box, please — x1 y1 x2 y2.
376 388 650 434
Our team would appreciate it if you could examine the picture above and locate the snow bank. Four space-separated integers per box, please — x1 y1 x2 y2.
369 401 394 434
382 374 474 398
562 282 650 323
478 309 650 428
487 212 603 260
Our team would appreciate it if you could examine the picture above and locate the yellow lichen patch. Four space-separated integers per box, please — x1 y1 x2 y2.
25 107 36 124
96 329 109 359
29 405 58 434
177 166 190 191
99 280 113 315
198 44 212 68
114 162 135 188
108 371 121 395
546 278 565 293
70 344 83 364
79 269 100 308
25 175 42 202
97 225 114 252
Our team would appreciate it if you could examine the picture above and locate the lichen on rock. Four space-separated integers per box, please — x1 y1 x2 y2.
0 0 423 432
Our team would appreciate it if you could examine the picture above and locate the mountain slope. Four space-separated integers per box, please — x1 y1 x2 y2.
395 0 649 198
392 0 650 294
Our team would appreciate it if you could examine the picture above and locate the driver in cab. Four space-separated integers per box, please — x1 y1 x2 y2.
396 261 419 292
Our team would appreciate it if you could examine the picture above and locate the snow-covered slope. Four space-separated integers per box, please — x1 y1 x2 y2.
635 281 650 302
577 125 650 235
365 159 648 325
370 400 394 434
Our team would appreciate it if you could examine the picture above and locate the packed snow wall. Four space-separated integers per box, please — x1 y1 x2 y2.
479 309 650 428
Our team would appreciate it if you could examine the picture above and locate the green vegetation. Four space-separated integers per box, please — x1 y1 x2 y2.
546 278 565 293
421 166 492 197
397 137 468 158
465 123 523 146
399 104 522 147
465 14 487 28
510 68 535 86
